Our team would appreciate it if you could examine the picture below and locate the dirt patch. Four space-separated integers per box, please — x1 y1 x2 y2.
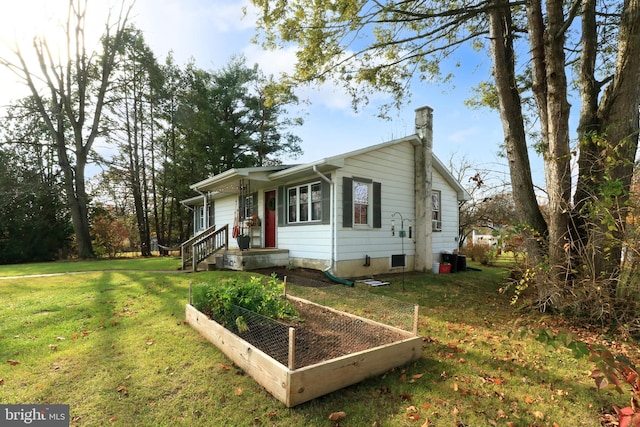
251 267 335 288
286 298 408 368
233 298 409 369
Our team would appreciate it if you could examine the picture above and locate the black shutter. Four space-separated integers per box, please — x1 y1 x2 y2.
343 177 353 228
277 186 285 226
373 181 381 228
208 202 215 228
321 177 331 224
252 192 258 216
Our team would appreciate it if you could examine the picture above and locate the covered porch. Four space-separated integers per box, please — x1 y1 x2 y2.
204 247 290 272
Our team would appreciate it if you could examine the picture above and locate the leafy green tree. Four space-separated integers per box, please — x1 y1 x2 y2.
177 56 302 177
107 27 163 256
0 109 73 263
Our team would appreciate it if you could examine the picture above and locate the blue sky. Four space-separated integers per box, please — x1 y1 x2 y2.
1 0 546 190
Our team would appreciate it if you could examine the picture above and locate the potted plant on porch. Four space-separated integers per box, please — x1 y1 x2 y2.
237 231 250 250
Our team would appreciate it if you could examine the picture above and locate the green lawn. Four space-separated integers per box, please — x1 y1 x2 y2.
0 257 183 277
0 257 634 426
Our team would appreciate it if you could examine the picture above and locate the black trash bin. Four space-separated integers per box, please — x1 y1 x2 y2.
441 253 458 273
456 255 467 272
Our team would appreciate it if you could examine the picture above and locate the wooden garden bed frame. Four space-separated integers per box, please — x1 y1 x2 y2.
185 296 422 407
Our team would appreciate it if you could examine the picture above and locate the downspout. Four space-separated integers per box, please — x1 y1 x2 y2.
313 165 336 272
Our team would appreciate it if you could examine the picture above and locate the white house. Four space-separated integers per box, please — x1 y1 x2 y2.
181 106 470 278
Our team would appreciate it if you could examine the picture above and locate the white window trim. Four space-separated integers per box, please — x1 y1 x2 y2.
432 190 442 232
353 180 372 228
287 181 322 224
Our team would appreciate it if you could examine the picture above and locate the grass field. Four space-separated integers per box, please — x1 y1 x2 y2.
0 256 636 426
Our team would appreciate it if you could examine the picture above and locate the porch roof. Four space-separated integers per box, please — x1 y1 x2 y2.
190 166 293 196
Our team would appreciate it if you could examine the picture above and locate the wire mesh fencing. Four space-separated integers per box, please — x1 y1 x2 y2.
205 289 419 370
286 283 419 334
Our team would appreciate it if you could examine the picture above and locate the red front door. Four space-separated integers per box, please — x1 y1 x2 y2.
264 190 277 248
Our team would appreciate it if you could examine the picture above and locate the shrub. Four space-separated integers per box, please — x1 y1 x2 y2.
464 242 497 266
191 274 298 327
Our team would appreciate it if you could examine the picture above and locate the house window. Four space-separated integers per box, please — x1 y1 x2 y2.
288 182 322 223
432 190 441 231
242 195 253 220
342 177 381 229
353 180 370 226
196 202 214 232
197 206 205 231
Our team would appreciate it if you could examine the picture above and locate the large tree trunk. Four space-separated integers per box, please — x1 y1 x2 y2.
54 118 93 258
527 0 572 280
594 0 640 293
488 0 547 263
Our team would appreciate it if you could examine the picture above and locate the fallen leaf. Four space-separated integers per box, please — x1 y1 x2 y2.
48 344 58 351
421 403 431 410
497 409 507 419
400 372 407 382
406 406 418 413
452 382 459 391
220 364 231 371
56 336 65 341
524 396 534 404
412 373 424 379
0 378 4 385
7 360 19 366
533 411 544 420
116 385 128 396
407 413 421 421
234 388 243 396
146 339 154 345
400 394 412 401
109 417 117 423
377 385 390 394
328 411 346 421
507 422 515 427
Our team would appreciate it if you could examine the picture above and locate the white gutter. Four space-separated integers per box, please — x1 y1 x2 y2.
313 165 336 272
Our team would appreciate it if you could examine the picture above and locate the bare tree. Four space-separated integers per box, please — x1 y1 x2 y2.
0 0 131 258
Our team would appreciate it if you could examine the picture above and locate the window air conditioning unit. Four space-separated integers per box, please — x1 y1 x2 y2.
432 219 442 231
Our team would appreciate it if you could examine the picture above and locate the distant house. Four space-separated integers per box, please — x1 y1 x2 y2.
181 106 470 278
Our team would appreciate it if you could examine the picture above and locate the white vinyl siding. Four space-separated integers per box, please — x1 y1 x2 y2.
335 142 415 262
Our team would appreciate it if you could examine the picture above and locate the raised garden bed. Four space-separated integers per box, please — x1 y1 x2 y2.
185 295 422 407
